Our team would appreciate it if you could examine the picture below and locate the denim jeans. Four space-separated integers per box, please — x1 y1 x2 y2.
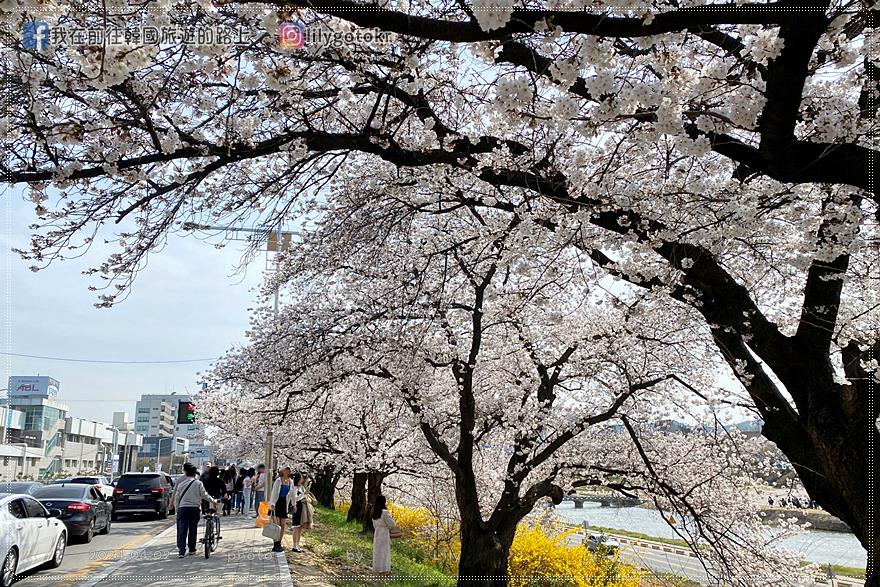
233 491 244 512
176 507 201 555
243 487 252 512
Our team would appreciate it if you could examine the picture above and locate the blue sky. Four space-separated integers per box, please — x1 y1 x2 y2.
1 186 267 424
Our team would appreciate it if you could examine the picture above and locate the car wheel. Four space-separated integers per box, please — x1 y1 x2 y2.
100 514 111 535
46 535 66 569
83 519 95 543
157 506 167 519
1 548 17 587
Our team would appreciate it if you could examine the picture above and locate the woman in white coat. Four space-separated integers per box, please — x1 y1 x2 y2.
371 495 401 576
268 467 294 552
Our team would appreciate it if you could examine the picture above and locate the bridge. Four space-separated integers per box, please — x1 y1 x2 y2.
561 494 643 508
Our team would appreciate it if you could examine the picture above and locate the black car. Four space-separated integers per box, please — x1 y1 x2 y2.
111 473 175 520
33 483 112 543
0 481 44 495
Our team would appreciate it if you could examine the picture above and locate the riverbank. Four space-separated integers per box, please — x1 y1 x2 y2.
762 508 851 533
619 494 851 534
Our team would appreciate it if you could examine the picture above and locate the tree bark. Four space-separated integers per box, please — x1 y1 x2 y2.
348 472 367 524
456 519 517 587
362 471 386 534
312 464 339 509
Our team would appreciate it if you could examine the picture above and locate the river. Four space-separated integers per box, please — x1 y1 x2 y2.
553 501 867 569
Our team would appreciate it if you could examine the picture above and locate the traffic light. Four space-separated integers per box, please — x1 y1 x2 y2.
177 401 196 424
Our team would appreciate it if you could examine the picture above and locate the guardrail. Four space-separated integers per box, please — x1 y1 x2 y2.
563 523 862 587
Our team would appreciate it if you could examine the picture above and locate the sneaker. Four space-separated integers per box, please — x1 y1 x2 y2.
292 547 303 553
271 545 283 553
188 551 196 556
178 553 185 559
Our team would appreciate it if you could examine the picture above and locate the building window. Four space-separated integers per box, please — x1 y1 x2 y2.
2 457 7 466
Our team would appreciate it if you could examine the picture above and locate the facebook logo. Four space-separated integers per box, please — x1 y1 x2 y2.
22 21 50 50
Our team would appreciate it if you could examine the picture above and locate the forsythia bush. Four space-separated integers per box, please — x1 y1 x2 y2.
509 525 643 587
389 503 462 572
336 501 641 586
336 500 351 516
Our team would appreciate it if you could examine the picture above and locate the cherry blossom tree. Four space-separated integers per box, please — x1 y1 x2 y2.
3 0 876 582
201 191 804 584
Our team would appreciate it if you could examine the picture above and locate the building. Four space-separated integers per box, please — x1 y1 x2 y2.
4 376 143 479
134 393 212 467
133 397 176 437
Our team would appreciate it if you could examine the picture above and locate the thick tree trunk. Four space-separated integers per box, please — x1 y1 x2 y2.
312 465 339 509
754 341 879 587
456 521 516 587
348 472 367 524
362 471 386 534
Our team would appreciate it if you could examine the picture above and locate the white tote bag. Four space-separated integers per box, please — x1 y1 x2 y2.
262 521 281 542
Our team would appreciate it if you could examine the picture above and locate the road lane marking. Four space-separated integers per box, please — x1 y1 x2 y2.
45 523 175 587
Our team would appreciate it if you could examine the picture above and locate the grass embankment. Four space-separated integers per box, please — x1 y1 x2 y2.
307 505 697 587
308 505 453 586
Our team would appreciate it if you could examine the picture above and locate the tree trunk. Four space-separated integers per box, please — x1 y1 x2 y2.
312 465 339 509
362 471 386 534
348 472 367 524
456 520 516 587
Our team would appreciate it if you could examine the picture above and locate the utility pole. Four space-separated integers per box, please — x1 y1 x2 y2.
184 221 297 512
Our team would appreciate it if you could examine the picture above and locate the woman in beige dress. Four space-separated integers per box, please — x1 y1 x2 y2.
371 495 401 575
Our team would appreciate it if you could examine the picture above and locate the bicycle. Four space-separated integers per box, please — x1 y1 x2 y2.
200 508 221 559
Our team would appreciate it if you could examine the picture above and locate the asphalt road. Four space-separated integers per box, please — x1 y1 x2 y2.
18 513 173 586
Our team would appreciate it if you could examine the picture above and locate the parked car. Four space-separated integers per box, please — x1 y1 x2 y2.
66 476 114 500
0 493 67 587
0 482 43 496
584 533 620 555
32 484 111 543
50 479 71 485
111 473 175 520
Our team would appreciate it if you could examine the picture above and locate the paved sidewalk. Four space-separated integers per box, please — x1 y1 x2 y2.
23 514 295 586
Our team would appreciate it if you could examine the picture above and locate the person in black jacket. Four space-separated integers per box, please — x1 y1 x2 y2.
234 468 246 514
201 466 226 514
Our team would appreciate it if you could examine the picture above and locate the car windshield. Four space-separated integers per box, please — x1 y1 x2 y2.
33 485 89 499
70 477 100 484
116 475 161 490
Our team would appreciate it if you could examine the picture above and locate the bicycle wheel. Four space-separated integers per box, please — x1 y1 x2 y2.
211 516 220 552
204 519 213 559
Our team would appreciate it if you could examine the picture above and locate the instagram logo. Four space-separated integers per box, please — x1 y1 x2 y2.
279 21 304 49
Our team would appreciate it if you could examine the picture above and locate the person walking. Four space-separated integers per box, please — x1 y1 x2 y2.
171 463 218 559
234 468 246 514
221 466 235 516
253 464 266 517
371 495 400 576
242 468 254 514
269 467 294 552
202 466 226 509
289 473 310 553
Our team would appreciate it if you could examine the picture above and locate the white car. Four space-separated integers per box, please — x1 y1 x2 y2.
0 494 67 587
66 476 114 500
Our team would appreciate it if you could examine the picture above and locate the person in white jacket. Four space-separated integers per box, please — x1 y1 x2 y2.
268 467 294 552
289 473 308 553
172 463 218 558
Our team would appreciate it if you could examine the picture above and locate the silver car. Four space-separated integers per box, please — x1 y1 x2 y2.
584 533 620 555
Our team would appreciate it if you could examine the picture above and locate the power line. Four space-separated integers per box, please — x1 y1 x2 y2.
0 351 219 364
